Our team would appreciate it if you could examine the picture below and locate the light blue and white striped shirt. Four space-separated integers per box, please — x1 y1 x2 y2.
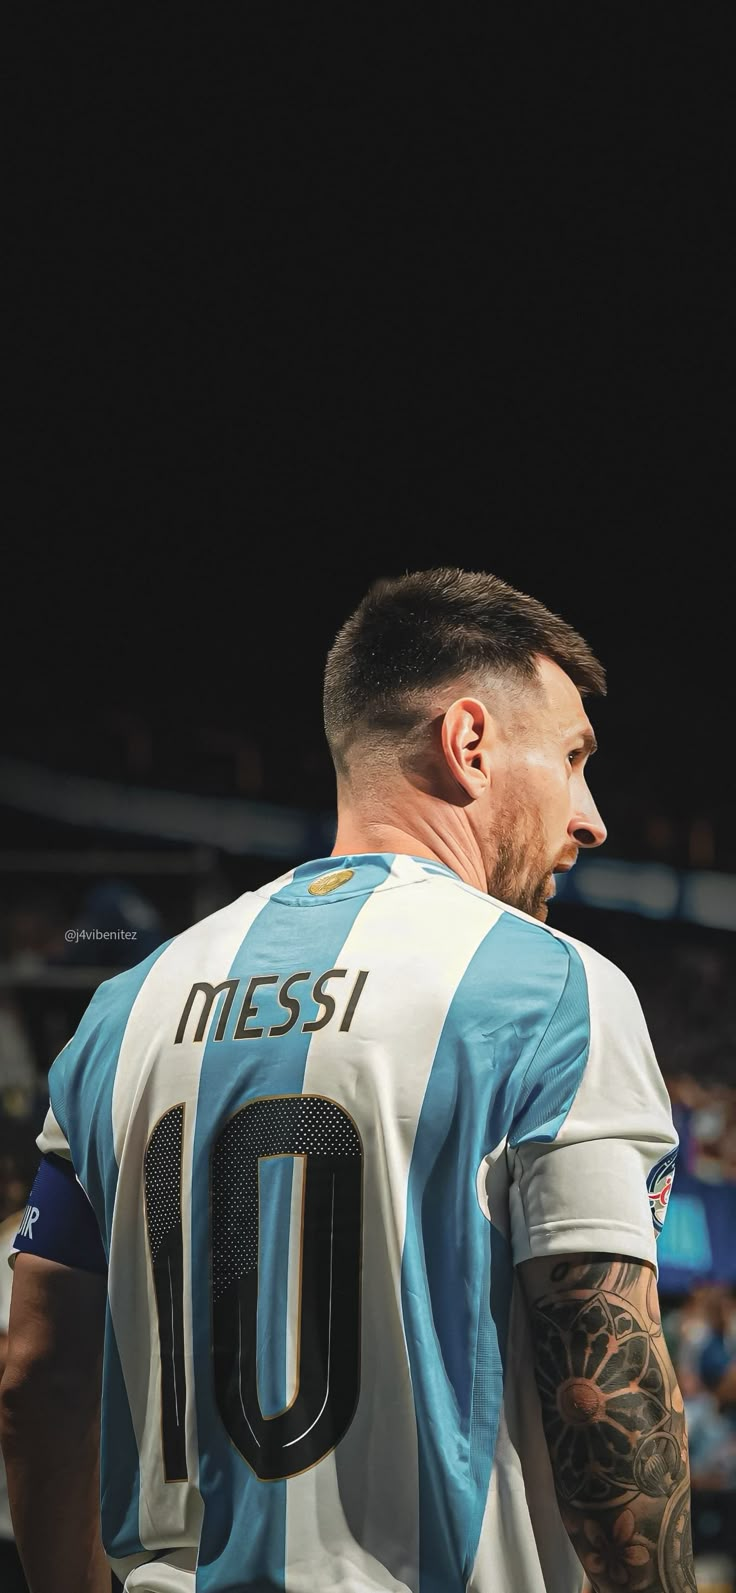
32 853 677 1593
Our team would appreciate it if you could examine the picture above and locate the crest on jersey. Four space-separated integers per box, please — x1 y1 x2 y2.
308 869 355 896
647 1146 678 1236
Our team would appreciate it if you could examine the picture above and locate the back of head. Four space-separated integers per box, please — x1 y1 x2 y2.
323 567 606 781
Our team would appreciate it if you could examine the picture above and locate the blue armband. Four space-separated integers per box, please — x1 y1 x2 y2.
13 1154 108 1274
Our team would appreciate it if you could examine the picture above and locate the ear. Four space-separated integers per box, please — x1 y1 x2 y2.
441 698 496 798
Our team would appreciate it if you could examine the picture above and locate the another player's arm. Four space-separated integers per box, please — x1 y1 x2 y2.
0 1252 110 1593
518 1252 695 1593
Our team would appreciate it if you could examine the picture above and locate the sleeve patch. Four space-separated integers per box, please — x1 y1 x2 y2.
647 1146 679 1235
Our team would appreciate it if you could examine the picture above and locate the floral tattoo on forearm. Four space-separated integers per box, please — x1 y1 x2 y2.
529 1259 695 1592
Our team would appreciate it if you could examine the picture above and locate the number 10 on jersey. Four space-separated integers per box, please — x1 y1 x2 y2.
144 1094 364 1483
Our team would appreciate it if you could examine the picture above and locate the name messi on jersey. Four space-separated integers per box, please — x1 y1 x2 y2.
175 968 370 1045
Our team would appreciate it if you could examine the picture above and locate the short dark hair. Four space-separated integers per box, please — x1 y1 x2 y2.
323 567 606 772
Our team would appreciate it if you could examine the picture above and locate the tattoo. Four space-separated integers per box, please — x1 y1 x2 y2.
549 1255 646 1296
658 1477 696 1591
533 1289 671 1508
529 1259 694 1592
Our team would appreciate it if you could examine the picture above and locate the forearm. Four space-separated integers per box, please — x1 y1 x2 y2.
556 1468 692 1593
526 1257 694 1593
0 1380 109 1593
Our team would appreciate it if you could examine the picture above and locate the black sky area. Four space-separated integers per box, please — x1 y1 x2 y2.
5 10 732 829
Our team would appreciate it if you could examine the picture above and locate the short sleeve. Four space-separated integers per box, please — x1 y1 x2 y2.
34 973 124 1172
37 1049 75 1160
507 933 678 1274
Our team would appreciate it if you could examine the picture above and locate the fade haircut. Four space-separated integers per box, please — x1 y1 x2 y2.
323 567 606 776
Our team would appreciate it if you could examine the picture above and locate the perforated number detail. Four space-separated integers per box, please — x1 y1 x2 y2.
212 1094 363 1480
144 1093 363 1484
143 1103 188 1481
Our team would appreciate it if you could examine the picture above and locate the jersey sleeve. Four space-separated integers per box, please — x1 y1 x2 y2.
507 935 678 1273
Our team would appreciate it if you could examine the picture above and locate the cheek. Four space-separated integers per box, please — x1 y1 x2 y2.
523 759 570 827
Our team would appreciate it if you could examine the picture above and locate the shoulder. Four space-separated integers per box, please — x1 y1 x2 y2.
427 880 587 1043
447 879 646 1029
544 922 645 1017
440 875 587 985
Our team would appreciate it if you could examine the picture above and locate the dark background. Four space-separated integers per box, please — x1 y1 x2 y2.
5 7 733 837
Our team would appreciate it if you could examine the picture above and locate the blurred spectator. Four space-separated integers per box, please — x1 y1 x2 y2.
0 1116 41 1230
667 1077 736 1184
699 1291 736 1398
663 1286 736 1491
0 998 40 1120
0 1158 31 1231
644 942 736 1088
0 1209 30 1590
3 892 64 972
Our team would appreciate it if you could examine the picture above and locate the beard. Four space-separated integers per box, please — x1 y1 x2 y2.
486 812 554 922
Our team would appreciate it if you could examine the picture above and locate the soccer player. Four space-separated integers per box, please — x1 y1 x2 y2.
0 568 692 1592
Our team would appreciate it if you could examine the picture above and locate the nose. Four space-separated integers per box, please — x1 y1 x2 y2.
570 797 607 850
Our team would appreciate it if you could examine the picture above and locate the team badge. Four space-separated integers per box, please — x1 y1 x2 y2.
308 869 355 896
647 1147 679 1235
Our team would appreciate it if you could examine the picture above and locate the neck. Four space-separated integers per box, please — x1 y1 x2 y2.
331 807 488 893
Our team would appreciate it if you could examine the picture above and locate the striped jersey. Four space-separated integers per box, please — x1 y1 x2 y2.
21 853 678 1592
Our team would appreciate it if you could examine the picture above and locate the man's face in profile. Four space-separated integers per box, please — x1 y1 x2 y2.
481 657 606 921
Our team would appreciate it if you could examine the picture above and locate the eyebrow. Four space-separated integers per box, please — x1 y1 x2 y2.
571 728 598 757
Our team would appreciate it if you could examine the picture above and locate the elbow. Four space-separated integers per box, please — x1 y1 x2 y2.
0 1367 32 1447
0 1361 46 1426
1 1355 91 1418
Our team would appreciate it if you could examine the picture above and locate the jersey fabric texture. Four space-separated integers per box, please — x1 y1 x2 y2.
17 854 678 1593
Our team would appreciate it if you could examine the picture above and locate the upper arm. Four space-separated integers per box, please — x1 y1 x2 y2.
2 1253 106 1396
518 1251 659 1319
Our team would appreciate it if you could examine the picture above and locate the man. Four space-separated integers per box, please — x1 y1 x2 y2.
0 567 692 1591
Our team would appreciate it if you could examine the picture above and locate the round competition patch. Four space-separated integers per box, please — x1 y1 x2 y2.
647 1146 679 1235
